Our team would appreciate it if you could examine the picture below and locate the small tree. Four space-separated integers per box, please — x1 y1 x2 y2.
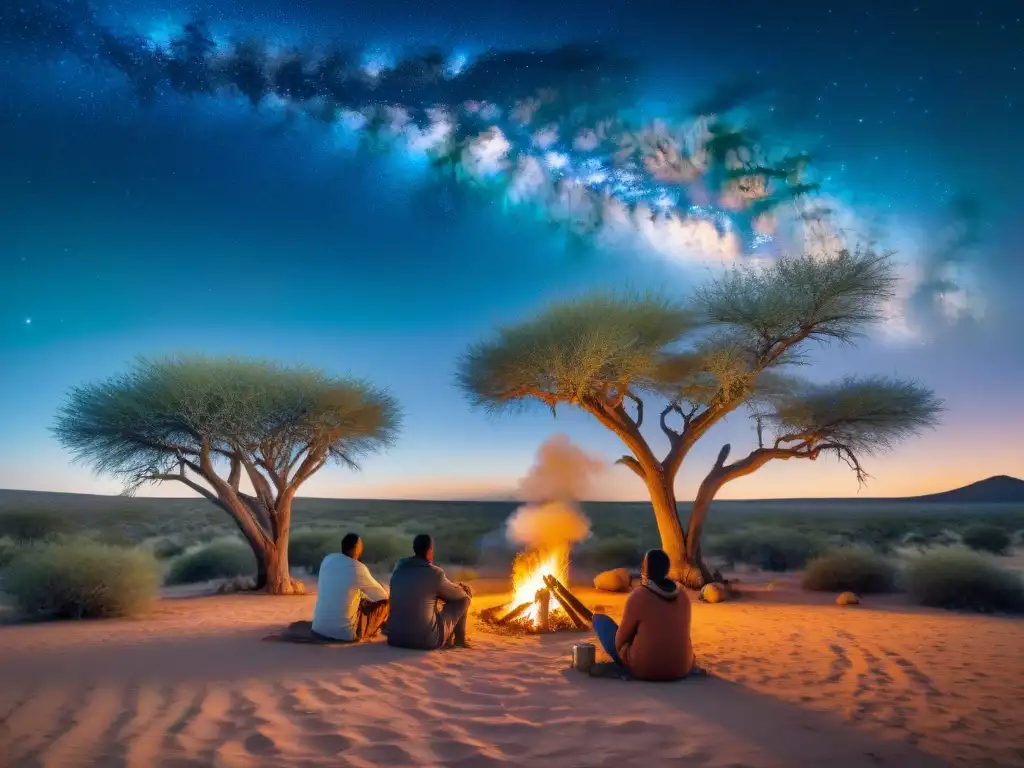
53 356 400 594
457 248 941 587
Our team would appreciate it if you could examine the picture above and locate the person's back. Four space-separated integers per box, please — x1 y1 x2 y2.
387 535 472 650
386 555 446 648
617 579 693 681
312 551 387 641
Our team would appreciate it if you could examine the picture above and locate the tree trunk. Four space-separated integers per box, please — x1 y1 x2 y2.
263 542 296 595
644 471 689 581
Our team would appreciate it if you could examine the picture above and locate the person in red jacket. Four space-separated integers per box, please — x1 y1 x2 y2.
591 549 696 681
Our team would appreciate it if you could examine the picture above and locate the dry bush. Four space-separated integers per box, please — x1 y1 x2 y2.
959 524 1012 556
903 549 1024 614
802 548 898 594
165 539 256 585
146 537 186 560
707 527 826 572
0 539 160 620
289 529 339 574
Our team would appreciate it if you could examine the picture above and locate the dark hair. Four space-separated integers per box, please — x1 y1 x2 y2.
644 549 671 583
341 533 361 556
413 533 433 558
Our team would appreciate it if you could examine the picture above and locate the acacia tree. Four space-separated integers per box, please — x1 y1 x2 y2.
53 356 400 594
457 248 942 587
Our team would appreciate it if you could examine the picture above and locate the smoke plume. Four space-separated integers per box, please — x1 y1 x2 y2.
504 435 602 552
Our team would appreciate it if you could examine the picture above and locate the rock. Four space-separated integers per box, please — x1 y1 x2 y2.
593 568 632 592
700 582 727 603
836 591 860 606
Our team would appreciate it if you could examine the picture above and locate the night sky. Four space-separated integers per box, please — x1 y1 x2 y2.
1 0 1021 500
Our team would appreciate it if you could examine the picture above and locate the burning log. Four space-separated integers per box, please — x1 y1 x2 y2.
544 574 594 622
536 588 550 632
543 575 588 629
496 601 534 625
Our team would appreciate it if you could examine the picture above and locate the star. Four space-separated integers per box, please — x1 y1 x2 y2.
25 318 32 325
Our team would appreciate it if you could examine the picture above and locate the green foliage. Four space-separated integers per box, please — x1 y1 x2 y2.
0 536 19 570
147 537 186 560
165 539 256 585
289 529 338 574
903 549 1024 614
802 548 899 594
575 536 645 570
0 540 160 620
359 531 409 567
706 527 826 572
456 292 696 413
959 524 1012 555
52 355 401 493
0 510 69 542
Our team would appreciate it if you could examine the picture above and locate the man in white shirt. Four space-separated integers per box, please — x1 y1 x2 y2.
311 533 390 642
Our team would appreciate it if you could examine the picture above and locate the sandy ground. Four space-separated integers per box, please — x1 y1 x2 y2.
0 584 1021 768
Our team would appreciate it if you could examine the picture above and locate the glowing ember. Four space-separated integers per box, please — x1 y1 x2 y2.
508 546 570 626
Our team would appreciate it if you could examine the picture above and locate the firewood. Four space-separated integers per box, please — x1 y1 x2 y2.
536 588 550 632
496 601 534 625
543 576 588 629
544 574 594 622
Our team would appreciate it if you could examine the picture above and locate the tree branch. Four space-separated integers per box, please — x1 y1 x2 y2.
624 392 644 429
615 455 646 479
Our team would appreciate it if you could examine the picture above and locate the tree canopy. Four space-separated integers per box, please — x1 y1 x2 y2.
53 356 400 500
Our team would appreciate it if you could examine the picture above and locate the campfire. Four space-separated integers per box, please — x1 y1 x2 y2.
481 546 593 634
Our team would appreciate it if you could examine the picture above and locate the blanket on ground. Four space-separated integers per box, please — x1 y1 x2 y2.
262 620 355 645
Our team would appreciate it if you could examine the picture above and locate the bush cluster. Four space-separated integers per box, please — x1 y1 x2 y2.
574 536 645 570
903 549 1024 613
706 527 826 572
802 548 899 594
0 510 69 542
164 539 256 585
959 524 1012 556
288 529 339 574
0 540 160 620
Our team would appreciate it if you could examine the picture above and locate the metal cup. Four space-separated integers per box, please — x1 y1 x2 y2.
572 642 596 673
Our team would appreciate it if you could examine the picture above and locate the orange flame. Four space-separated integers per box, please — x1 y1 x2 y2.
509 546 570 625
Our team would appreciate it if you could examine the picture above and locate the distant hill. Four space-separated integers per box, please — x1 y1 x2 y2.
904 475 1024 504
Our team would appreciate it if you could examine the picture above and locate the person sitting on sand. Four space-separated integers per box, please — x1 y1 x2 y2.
590 549 694 681
310 533 390 642
385 534 473 650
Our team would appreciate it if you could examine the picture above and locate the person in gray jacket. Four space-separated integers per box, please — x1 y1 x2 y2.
386 534 473 650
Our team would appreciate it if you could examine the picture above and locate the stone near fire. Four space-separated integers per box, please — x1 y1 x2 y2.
700 582 727 603
593 568 632 593
836 591 860 606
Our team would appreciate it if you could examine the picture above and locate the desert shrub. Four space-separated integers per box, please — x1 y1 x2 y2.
903 549 1024 613
289 529 338 574
575 536 644 570
707 527 825 572
451 568 479 582
359 531 409 567
901 531 932 552
0 510 69 542
435 532 483 565
802 548 899 594
165 539 256 585
0 540 160 620
0 536 19 570
147 537 186 560
959 524 1012 556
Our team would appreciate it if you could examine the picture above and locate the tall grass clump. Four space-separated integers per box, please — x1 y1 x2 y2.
289 530 339 574
959 524 1012 556
802 548 899 594
707 527 826 572
0 540 160 620
903 549 1024 614
0 510 69 542
165 539 256 585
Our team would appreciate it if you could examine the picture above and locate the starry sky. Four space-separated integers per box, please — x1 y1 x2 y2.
1 0 1022 501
